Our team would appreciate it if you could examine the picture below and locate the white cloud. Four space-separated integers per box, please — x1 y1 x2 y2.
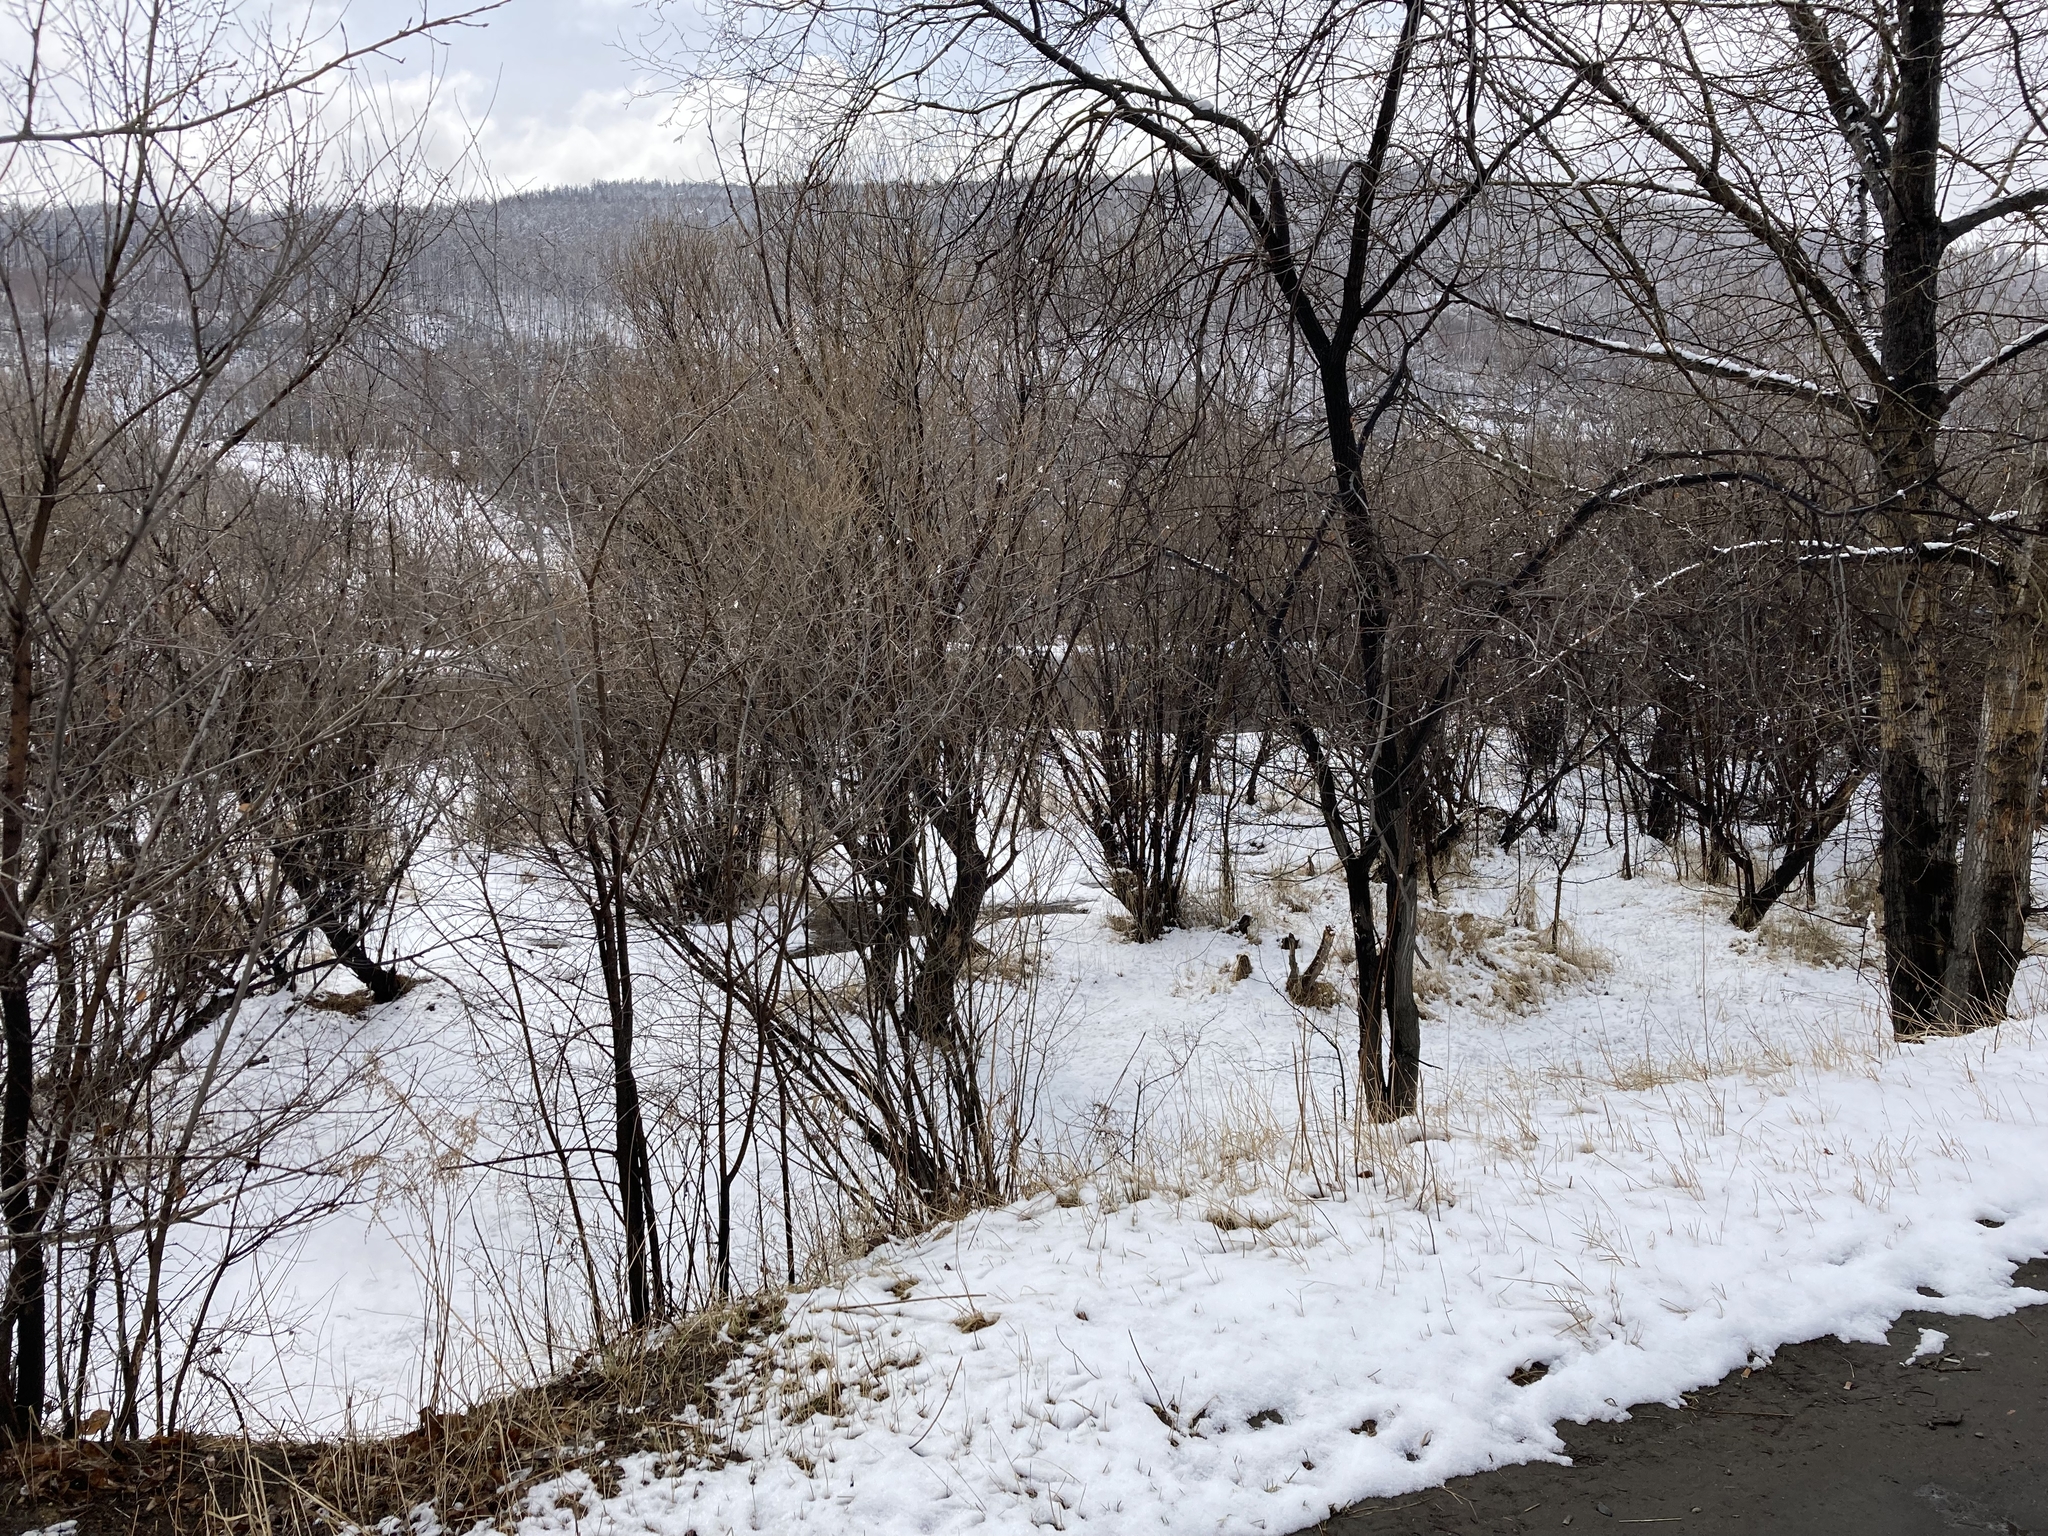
408 69 718 189
335 0 724 190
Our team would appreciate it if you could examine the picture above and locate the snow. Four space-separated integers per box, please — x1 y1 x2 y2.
514 830 2044 1535
180 805 2048 1535
516 996 2045 1533
1903 1327 1949 1364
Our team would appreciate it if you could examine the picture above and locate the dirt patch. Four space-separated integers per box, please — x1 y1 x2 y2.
1308 1256 2048 1535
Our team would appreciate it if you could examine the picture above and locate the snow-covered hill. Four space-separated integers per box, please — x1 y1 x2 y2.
184 801 2048 1534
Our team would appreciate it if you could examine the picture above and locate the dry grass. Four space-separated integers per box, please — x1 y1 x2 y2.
1265 868 1318 914
972 928 1041 983
1177 884 1233 930
1755 907 1854 968
301 977 418 1015
1209 861 1333 941
0 1300 784 1536
301 989 376 1017
292 1299 778 1526
1014 1026 1468 1237
1413 903 1611 1016
1836 857 1882 925
1171 950 1264 998
1204 1203 1284 1232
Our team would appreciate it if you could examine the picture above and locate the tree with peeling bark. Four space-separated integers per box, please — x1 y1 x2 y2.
1485 0 2048 1034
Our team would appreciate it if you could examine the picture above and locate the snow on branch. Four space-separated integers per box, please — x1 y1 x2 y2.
1461 297 1869 418
1634 536 2011 603
1947 321 2048 398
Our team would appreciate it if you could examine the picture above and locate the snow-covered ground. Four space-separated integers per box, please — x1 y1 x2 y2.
193 801 2048 1535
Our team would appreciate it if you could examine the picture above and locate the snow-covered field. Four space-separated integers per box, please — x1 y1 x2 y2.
199 807 2048 1535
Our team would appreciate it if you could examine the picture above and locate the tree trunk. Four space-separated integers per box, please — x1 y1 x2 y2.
1937 478 2048 1029
1377 859 1423 1117
0 968 39 1437
1359 783 1422 1121
1340 850 1384 1115
325 930 409 1003
590 838 655 1328
279 863 410 1004
1871 0 1960 1036
1643 702 1686 843
910 773 997 1202
1 547 43 1437
1877 599 1958 1032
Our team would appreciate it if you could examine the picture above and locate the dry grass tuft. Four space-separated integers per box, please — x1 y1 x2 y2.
1506 878 1543 931
1205 1204 1283 1233
301 989 375 1016
1756 907 1853 968
1836 858 1882 925
1176 885 1232 930
1266 869 1318 914
792 1380 845 1420
973 929 1041 983
1413 904 1610 1015
1604 1055 1689 1092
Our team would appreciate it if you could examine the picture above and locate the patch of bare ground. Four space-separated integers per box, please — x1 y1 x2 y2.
1 1297 779 1536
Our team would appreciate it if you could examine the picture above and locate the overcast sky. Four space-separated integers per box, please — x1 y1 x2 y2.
334 0 718 190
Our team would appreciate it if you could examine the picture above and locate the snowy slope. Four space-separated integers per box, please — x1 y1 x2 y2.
523 1034 2045 1536
168 790 2048 1535
489 827 2048 1536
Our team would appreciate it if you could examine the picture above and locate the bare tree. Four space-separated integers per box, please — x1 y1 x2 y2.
1488 0 2048 1031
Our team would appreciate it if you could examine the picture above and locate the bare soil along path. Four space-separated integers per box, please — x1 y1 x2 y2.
1307 1255 2048 1536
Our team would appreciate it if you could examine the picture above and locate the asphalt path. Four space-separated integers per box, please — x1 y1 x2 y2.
1306 1254 2048 1536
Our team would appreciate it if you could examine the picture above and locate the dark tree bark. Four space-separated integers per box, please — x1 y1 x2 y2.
589 826 657 1328
1643 701 1687 844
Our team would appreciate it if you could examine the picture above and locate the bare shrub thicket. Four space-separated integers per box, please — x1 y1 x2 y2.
0 0 480 1439
700 0 1894 1127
